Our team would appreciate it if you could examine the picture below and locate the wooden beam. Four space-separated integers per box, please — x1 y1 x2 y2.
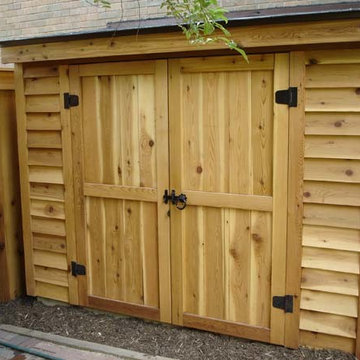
2 19 360 64
185 190 273 212
83 183 157 202
183 313 271 343
88 296 160 321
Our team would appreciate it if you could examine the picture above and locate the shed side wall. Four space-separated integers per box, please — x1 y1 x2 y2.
15 64 73 302
299 49 360 354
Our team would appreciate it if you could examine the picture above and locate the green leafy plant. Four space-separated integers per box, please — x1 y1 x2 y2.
92 0 247 61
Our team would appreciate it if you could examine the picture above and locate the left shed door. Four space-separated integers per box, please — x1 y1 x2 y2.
69 61 171 322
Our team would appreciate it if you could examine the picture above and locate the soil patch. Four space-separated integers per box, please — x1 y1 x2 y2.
0 297 355 360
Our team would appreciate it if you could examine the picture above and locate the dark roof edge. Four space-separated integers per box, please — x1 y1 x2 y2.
1 2 360 47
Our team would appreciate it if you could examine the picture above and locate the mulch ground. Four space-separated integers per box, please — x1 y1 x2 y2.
0 297 355 360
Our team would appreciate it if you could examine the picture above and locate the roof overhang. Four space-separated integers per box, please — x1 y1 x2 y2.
1 2 360 64
1 2 360 47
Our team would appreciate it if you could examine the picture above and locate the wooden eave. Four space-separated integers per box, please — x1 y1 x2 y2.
1 17 360 64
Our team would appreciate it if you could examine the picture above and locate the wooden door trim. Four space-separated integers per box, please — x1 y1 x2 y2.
284 51 306 349
155 60 172 323
14 64 36 295
168 59 183 326
88 296 160 322
69 64 88 306
270 53 290 345
59 65 79 305
183 313 270 343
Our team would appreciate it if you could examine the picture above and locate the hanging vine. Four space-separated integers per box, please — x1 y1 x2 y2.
91 0 247 60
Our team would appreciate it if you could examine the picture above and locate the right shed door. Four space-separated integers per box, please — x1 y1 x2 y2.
169 54 291 345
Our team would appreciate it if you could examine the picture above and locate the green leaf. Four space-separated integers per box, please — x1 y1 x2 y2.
91 0 248 61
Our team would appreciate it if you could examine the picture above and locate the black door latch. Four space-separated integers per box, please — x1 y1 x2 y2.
163 190 187 210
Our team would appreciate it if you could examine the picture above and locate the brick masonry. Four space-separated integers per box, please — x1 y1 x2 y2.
0 0 359 65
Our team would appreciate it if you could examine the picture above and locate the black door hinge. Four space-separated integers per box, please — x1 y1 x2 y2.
273 295 293 313
71 261 86 277
275 87 298 107
64 93 79 109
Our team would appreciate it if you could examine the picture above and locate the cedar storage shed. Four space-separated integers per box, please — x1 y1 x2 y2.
1 3 360 357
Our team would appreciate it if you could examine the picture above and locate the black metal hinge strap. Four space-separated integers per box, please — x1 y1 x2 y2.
71 261 86 277
275 87 298 107
272 295 294 313
64 93 79 109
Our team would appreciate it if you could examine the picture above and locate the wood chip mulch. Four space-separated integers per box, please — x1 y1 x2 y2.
0 297 355 360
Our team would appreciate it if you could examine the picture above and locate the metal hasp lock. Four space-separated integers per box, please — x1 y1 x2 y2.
275 87 298 107
163 190 187 210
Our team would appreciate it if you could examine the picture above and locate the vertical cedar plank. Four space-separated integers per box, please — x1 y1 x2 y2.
228 71 252 195
270 53 290 345
227 209 251 323
87 197 106 296
155 60 171 322
141 202 159 307
249 211 272 327
69 65 88 306
285 51 306 348
59 65 79 305
169 59 183 325
14 64 35 295
104 199 124 301
204 208 224 319
82 77 101 183
251 71 273 196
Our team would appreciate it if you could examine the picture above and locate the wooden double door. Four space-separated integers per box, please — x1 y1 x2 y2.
69 54 291 345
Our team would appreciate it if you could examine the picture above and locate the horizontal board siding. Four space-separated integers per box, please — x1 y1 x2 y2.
305 64 360 88
300 310 356 339
29 183 64 202
35 281 69 303
33 250 67 270
302 247 360 274
303 203 360 229
305 113 360 136
301 53 360 352
303 181 360 207
301 268 358 296
24 77 60 95
303 225 360 252
28 149 63 167
34 266 68 287
27 131 62 149
26 113 62 131
32 233 66 254
26 95 60 113
300 290 358 317
304 135 360 160
300 331 355 354
306 88 360 112
304 159 360 183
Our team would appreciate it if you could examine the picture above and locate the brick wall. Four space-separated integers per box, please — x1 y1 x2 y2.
0 0 359 66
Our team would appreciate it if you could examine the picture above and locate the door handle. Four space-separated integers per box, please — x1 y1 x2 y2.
163 190 187 210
